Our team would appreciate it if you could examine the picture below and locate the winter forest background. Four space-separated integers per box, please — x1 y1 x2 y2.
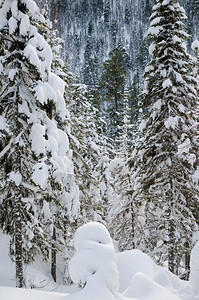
1 0 199 299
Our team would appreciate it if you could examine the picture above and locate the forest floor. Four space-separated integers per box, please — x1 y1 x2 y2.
0 233 199 300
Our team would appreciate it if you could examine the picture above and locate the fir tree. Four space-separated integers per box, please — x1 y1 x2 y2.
108 88 137 251
0 0 78 287
132 0 199 275
98 45 129 143
66 79 104 224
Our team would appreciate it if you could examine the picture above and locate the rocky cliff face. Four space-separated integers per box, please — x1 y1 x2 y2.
45 0 199 87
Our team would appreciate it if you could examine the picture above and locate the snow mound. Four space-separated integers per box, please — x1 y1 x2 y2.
117 249 183 293
0 234 15 287
69 222 119 292
1 226 199 300
74 221 113 250
189 241 199 294
123 272 181 300
0 286 68 300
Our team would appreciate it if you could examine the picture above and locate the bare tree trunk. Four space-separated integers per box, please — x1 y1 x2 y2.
15 196 24 288
168 217 175 274
51 226 57 282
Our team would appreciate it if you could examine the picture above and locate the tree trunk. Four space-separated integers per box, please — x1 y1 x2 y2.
184 241 190 280
168 218 175 274
15 198 24 288
51 226 57 282
130 199 135 249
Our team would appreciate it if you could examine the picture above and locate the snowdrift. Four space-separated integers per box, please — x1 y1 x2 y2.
1 224 199 300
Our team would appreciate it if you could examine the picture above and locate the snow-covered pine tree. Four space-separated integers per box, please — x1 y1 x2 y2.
38 2 79 284
131 0 199 275
0 0 78 287
66 79 104 224
108 87 137 250
94 146 114 223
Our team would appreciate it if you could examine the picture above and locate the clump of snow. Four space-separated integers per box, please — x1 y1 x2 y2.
30 123 46 155
31 161 49 189
117 249 185 294
193 167 199 182
162 78 172 89
147 25 163 36
20 13 30 36
8 171 22 186
164 116 179 129
189 241 199 294
149 43 156 55
191 39 199 51
109 158 124 172
162 0 171 5
69 222 119 293
34 81 57 105
177 138 191 155
8 16 18 34
153 99 162 111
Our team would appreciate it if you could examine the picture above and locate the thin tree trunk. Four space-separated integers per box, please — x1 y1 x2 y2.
184 241 190 280
130 194 135 249
168 217 175 274
15 197 24 288
51 226 56 282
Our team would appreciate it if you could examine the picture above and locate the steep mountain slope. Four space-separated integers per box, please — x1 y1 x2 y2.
46 0 199 87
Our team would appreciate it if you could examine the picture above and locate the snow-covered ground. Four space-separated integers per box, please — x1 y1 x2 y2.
0 223 199 300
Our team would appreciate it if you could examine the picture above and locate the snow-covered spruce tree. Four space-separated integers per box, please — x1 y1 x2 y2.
108 87 136 251
66 79 105 224
0 0 78 287
131 0 199 275
38 2 80 284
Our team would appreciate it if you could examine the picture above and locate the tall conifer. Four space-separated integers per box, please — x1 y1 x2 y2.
132 0 199 275
0 0 78 286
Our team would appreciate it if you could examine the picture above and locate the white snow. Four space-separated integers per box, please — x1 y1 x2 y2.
8 171 22 186
193 167 199 182
31 161 49 189
1 223 199 300
162 0 171 5
124 272 181 300
34 81 57 105
69 222 119 292
8 16 18 34
177 138 191 155
162 78 172 89
149 43 156 55
164 116 179 129
191 39 199 51
0 116 9 132
19 13 30 36
24 43 41 72
30 123 46 155
153 99 162 111
189 241 199 294
147 26 163 36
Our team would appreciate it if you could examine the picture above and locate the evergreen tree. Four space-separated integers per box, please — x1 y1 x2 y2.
66 79 104 224
98 45 129 143
39 3 80 284
131 0 199 275
0 0 78 287
108 88 138 251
